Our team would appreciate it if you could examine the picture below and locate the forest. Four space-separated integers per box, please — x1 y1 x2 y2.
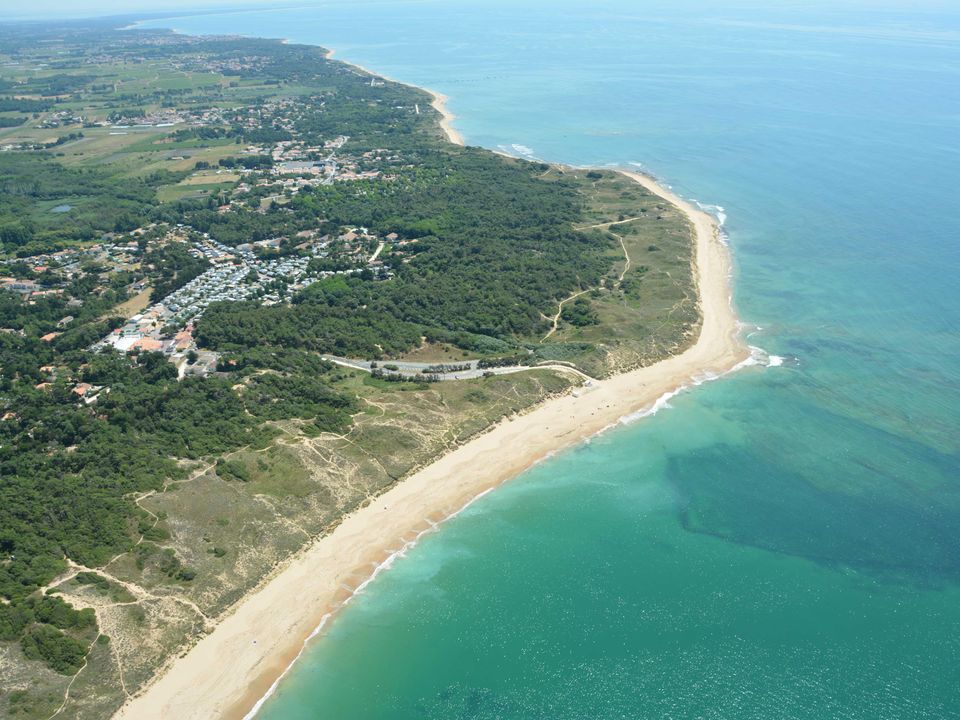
192 149 607 354
0 17 672 698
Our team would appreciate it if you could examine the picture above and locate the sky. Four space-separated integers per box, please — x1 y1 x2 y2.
5 0 958 22
2 0 294 21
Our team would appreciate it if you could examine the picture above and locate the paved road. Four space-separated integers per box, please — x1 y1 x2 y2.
320 355 596 383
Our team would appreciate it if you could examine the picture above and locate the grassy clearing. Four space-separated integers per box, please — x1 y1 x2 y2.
156 181 233 203
0 644 70 720
108 287 153 319
393 341 474 362
22 366 575 712
180 170 241 185
56 129 169 166
127 144 245 177
532 168 699 376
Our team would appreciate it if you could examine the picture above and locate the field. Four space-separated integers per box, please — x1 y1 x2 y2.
107 287 153 319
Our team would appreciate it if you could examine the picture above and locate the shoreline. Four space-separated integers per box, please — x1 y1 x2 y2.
425 89 465 145
323 49 465 146
112 47 748 720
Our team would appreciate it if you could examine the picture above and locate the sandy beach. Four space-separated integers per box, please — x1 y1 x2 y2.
112 59 747 720
323 50 465 146
426 89 465 145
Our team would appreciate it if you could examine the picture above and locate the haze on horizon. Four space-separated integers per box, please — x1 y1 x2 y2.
3 0 315 21
7 0 957 22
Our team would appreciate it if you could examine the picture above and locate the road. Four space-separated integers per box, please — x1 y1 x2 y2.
320 355 595 383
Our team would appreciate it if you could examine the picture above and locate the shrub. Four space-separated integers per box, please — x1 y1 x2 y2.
20 624 89 674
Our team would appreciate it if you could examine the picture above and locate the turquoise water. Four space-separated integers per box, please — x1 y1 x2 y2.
144 2 960 717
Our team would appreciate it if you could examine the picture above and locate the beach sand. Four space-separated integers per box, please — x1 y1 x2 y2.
111 63 747 720
426 89 464 145
323 49 464 147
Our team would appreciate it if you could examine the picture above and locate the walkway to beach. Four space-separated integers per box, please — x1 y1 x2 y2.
540 288 594 343
540 216 640 342
574 216 639 284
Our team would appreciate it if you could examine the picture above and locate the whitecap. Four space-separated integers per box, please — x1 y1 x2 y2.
617 386 685 424
694 200 728 227
511 143 535 157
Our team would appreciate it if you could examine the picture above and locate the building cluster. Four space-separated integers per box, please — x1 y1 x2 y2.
224 97 303 134
164 242 314 321
4 62 409 381
36 110 84 129
171 52 273 75
0 239 144 301
49 240 143 276
269 139 338 183
90 228 389 374
111 108 187 128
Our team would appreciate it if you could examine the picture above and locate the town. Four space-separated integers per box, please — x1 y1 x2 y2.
91 226 393 375
2 218 395 383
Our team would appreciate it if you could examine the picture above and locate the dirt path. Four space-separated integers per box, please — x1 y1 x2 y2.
610 230 631 284
540 287 593 343
540 216 640 343
573 216 644 231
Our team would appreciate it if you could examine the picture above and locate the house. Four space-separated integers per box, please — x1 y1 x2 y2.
131 337 163 352
72 383 93 397
173 327 194 351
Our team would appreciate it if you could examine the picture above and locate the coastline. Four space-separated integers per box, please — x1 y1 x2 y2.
426 89 464 145
111 51 748 720
322 48 465 146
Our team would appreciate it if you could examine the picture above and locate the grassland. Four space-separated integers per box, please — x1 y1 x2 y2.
11 369 573 720
533 168 699 377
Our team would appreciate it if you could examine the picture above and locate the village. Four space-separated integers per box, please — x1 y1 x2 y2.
0 45 426 409
1 216 395 386
89 224 392 374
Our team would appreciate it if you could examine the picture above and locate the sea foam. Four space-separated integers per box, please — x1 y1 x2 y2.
499 143 537 159
614 345 782 428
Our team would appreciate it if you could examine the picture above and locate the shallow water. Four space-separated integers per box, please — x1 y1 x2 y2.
144 2 960 717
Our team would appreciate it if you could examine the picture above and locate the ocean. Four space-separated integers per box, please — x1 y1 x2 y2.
142 2 960 717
